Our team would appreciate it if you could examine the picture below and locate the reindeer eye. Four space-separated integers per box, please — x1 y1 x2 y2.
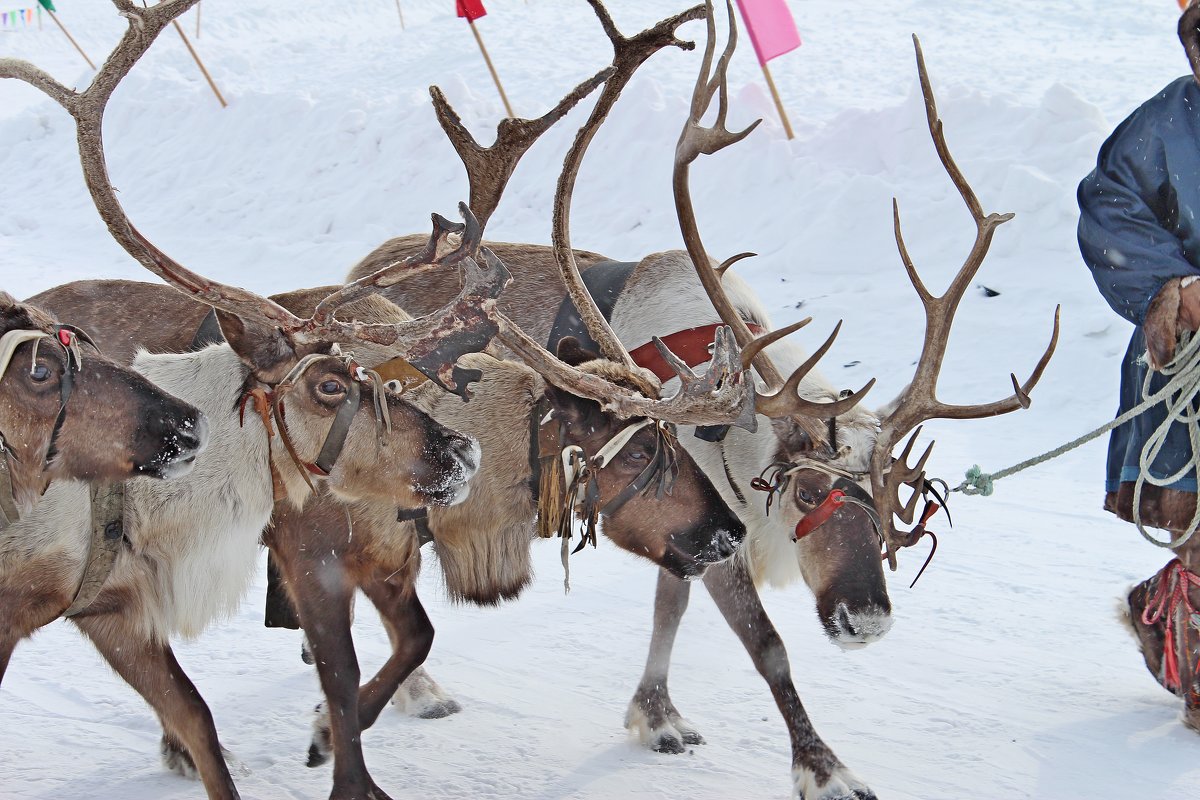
318 380 346 396
29 364 52 383
796 486 816 506
626 450 649 462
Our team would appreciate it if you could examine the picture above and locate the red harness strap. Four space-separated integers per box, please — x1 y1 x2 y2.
792 489 846 541
628 322 765 382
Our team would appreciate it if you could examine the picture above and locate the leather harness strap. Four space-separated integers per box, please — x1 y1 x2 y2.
396 506 435 547
61 482 126 618
0 455 18 528
545 261 637 356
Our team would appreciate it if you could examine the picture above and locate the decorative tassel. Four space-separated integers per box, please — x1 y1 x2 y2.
537 449 567 540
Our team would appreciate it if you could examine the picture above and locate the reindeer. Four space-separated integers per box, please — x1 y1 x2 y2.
20 5 760 800
0 4 531 799
0 290 207 523
346 5 1061 800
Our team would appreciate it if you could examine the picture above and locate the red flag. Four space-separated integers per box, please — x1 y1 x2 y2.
456 0 486 23
734 0 800 66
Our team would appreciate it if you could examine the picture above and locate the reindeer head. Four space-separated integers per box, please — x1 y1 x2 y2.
665 4 1056 644
0 292 207 511
540 338 745 579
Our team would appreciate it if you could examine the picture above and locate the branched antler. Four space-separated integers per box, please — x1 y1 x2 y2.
672 0 872 442
551 1 706 369
1 1 507 395
871 36 1060 569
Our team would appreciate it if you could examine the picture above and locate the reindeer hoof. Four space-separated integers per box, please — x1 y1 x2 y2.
329 781 395 800
308 703 333 768
415 698 462 719
160 735 199 780
651 732 687 755
792 765 876 800
392 667 463 719
301 636 315 665
625 689 704 755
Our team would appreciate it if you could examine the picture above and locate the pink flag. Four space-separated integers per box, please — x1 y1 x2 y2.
734 0 801 66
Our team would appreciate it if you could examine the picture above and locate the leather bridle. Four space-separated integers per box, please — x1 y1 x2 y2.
0 325 93 469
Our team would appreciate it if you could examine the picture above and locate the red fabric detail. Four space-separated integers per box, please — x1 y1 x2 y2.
1142 558 1200 692
792 489 845 541
628 322 765 383
57 329 73 347
456 0 486 22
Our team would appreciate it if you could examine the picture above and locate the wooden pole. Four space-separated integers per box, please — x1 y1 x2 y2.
195 1 201 38
760 62 794 140
171 19 227 108
47 10 95 70
469 20 514 119
394 0 405 29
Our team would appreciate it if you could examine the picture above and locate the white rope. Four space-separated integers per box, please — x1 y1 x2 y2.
955 331 1200 550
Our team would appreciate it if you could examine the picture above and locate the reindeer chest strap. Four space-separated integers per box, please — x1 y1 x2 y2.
0 453 18 530
60 482 127 619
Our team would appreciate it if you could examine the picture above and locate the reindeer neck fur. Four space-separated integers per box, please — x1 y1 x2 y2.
0 344 275 641
401 353 541 606
610 250 880 589
122 344 275 639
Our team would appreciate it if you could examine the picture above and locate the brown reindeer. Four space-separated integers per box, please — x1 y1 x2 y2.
345 7 1061 800
0 292 207 516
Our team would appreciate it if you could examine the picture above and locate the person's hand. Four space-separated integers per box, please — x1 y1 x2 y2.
1180 277 1200 332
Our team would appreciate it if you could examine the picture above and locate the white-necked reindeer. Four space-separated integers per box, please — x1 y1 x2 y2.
346 6 1059 800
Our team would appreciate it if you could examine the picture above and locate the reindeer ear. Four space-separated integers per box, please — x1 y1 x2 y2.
215 310 298 383
555 336 601 367
771 416 816 455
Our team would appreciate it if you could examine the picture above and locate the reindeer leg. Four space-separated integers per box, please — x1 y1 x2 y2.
270 544 392 800
378 587 459 719
356 573 437 730
73 616 239 800
625 567 704 754
702 558 876 800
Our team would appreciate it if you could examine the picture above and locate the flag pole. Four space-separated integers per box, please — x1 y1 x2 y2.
759 62 794 140
171 18 227 108
195 1 201 38
394 0 405 29
469 20 514 118
47 10 95 70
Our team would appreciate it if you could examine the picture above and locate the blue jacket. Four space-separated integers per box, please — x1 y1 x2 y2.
1079 76 1200 492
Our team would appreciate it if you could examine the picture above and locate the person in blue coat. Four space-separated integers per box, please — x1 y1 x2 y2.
1078 2 1200 732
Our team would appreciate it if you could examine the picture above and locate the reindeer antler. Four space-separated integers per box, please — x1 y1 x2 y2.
426 1 754 427
0 1 507 395
673 0 874 442
872 36 1060 569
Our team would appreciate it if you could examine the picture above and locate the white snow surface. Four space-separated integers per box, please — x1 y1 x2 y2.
2 1 1199 798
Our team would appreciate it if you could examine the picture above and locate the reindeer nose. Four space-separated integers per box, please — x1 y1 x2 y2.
176 414 209 457
451 434 480 473
711 528 741 559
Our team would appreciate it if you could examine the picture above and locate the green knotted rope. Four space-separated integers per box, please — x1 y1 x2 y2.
955 330 1200 549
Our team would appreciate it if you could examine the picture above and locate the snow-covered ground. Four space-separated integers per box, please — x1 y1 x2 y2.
2 1 1198 798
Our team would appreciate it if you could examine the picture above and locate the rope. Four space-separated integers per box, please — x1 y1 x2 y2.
955 331 1200 548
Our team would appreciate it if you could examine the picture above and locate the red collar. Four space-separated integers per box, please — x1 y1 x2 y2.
628 322 764 383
